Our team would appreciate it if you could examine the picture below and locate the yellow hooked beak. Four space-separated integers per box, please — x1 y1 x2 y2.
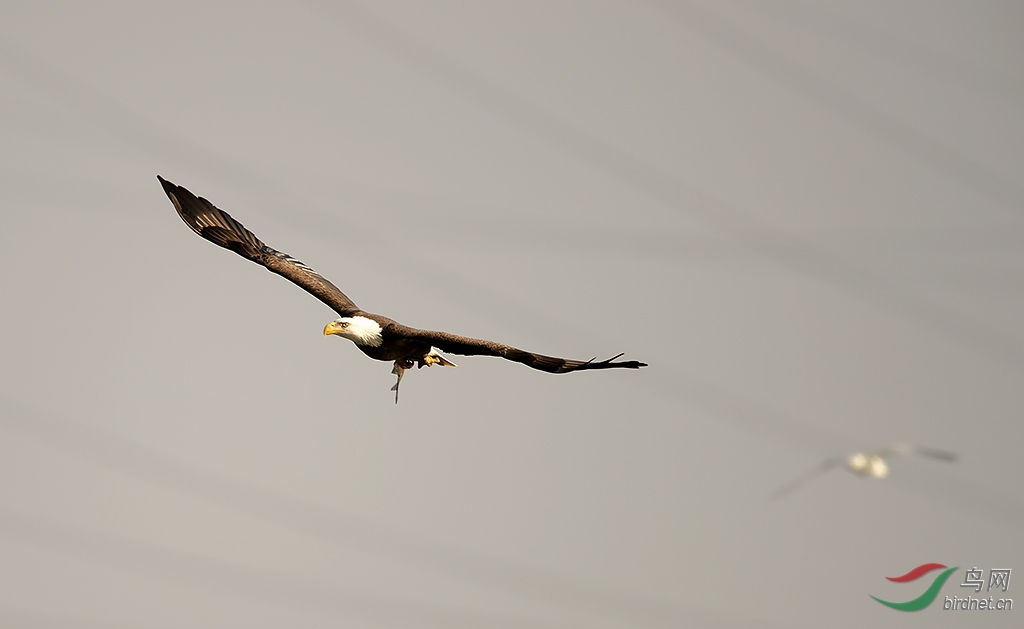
323 321 342 336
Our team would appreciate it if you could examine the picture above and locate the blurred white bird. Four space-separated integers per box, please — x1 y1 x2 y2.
771 444 957 500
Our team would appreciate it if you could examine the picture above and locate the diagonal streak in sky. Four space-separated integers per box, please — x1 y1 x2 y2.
0 396 787 629
651 0 1024 215
303 1 1024 374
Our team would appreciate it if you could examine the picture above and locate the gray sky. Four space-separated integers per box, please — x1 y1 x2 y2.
1 1 1022 627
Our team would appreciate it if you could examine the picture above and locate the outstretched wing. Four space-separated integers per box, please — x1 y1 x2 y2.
158 176 360 317
871 444 957 462
770 457 843 501
390 325 646 373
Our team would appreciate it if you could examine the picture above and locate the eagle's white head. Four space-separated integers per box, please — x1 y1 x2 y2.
323 316 383 347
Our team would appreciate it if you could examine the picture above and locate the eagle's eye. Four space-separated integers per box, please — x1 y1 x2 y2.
340 321 349 328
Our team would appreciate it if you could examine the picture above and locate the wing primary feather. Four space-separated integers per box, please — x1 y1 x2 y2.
911 446 958 462
158 176 360 316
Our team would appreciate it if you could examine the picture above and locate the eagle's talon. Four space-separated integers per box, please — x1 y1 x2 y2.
418 349 458 369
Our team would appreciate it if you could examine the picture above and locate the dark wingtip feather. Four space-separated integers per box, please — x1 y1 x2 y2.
157 174 175 195
558 354 647 373
590 353 646 370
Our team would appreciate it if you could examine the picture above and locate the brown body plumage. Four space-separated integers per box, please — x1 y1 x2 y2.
159 176 646 401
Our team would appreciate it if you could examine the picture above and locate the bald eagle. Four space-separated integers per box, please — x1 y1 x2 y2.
158 177 646 402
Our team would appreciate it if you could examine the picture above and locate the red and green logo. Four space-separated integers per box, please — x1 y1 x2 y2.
871 563 958 611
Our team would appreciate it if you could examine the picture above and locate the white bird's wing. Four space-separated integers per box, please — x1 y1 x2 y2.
871 444 957 462
770 457 843 501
